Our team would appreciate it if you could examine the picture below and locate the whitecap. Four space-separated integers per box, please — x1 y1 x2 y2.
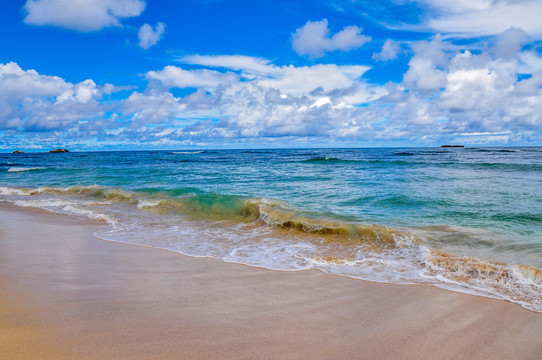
7 167 46 173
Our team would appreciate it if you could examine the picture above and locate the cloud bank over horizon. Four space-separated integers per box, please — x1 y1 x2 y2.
4 26 542 150
3 0 542 150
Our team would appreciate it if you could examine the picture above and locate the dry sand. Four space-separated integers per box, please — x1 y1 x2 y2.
1 202 541 359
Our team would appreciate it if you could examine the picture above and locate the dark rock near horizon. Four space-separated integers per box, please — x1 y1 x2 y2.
49 148 70 153
440 145 464 148
13 150 24 153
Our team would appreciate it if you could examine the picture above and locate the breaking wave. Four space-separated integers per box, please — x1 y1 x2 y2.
1 184 541 312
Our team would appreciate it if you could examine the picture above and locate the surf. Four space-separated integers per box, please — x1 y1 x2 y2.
1 183 541 312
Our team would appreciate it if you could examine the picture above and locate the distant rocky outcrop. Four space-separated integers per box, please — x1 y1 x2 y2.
48 148 70 153
12 150 24 153
440 145 464 148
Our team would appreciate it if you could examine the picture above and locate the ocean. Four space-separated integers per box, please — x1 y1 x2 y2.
1 147 541 311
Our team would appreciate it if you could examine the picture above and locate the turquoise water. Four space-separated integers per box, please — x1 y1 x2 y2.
1 147 541 310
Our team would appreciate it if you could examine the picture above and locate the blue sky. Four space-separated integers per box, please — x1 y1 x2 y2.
2 0 542 150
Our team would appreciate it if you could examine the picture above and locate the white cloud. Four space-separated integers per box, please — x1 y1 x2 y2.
420 0 542 37
372 39 400 62
514 71 542 96
492 27 527 60
24 98 104 131
0 62 115 131
23 0 146 32
259 64 370 96
187 82 377 138
57 79 101 103
123 57 383 140
177 55 372 97
402 36 448 91
145 66 239 90
403 57 447 91
518 51 542 73
292 19 370 58
0 62 69 99
181 55 273 76
138 22 166 49
122 90 186 125
394 31 542 137
5 25 542 148
441 67 498 110
126 40 542 145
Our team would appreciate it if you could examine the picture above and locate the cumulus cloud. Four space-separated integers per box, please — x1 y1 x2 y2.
138 22 166 49
0 62 69 100
122 84 376 141
492 27 527 60
124 58 383 139
372 39 400 62
402 35 448 91
391 28 542 139
292 19 370 58
23 0 146 32
122 90 186 125
0 62 114 131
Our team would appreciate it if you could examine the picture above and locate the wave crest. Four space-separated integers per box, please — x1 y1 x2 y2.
249 200 403 248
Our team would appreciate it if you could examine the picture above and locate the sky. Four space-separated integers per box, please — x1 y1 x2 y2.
2 0 542 151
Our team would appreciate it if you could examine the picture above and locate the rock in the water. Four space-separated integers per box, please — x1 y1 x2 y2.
12 150 24 153
440 145 464 148
48 148 70 153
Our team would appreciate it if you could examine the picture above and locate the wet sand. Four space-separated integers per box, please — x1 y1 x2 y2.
1 203 542 359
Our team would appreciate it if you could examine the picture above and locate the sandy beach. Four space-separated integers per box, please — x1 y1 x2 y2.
1 203 541 360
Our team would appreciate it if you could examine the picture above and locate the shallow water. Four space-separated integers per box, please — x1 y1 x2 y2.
1 147 541 311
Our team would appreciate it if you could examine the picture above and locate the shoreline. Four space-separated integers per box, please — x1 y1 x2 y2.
1 203 542 359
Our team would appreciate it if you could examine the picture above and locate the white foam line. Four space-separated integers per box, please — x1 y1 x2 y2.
7 167 46 172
